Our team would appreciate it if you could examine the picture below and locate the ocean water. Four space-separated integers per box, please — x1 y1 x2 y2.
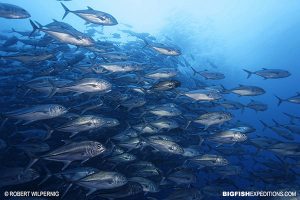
0 0 299 200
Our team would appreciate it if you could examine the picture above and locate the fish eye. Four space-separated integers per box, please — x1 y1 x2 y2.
97 144 102 149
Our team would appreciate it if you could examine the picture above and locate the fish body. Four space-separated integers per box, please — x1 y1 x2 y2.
0 3 30 19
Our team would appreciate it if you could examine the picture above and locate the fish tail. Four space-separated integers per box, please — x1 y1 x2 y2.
220 84 230 94
190 66 198 76
47 78 59 98
274 95 284 106
259 120 269 131
282 112 297 124
61 3 70 20
38 163 52 186
42 123 54 140
61 183 73 199
243 69 253 79
29 20 39 38
142 39 149 48
24 151 39 172
272 119 280 127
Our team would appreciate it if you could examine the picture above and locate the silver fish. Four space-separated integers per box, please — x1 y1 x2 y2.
61 3 118 26
5 104 67 125
0 3 30 19
194 111 233 130
76 171 127 196
243 68 290 79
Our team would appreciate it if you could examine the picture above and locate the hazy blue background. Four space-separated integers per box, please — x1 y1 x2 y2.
1 0 299 134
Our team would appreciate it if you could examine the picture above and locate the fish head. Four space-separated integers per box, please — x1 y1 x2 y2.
16 8 31 19
91 141 106 156
172 80 181 88
236 133 247 142
215 157 229 166
222 112 233 120
93 79 112 91
207 91 222 100
101 14 118 26
122 153 136 161
168 143 184 154
20 168 40 182
166 69 177 77
104 118 119 127
111 173 127 186
50 104 68 117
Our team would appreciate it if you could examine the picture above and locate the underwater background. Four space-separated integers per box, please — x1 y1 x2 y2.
0 0 299 199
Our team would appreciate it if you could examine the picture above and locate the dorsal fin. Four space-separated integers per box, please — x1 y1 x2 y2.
262 68 267 70
87 6 94 10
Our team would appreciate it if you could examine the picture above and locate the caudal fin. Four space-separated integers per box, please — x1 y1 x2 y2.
61 3 70 20
283 112 299 124
142 39 150 48
272 119 281 127
190 66 198 76
243 69 253 79
29 20 39 37
259 120 269 131
274 95 284 106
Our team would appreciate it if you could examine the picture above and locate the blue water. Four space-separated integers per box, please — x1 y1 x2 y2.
0 0 299 200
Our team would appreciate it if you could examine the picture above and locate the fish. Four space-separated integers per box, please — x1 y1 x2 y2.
29 20 95 46
61 3 118 26
149 119 179 131
219 100 245 111
129 177 160 193
191 67 225 80
182 89 222 101
4 104 67 125
229 84 265 96
145 103 182 118
94 182 143 199
142 137 184 155
75 171 127 195
50 78 112 97
243 68 291 79
194 111 233 130
207 129 247 146
260 120 294 140
185 154 229 168
56 115 119 137
0 167 39 188
162 168 196 185
145 68 177 79
0 53 54 63
150 80 181 91
144 40 181 56
245 99 268 112
0 3 30 19
268 142 300 157
27 140 106 170
97 61 144 73
275 93 300 106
